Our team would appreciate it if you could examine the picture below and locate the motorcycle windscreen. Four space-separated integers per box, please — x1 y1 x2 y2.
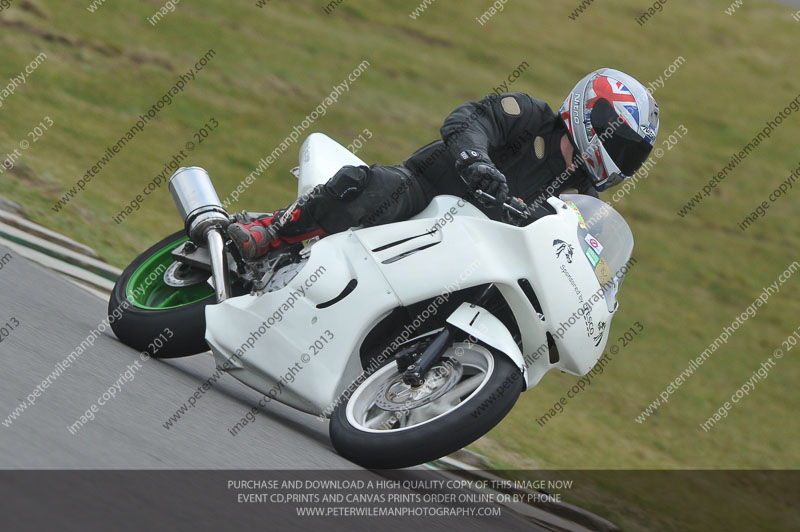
560 194 634 312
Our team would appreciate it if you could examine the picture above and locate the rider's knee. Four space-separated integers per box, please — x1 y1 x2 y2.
323 165 370 201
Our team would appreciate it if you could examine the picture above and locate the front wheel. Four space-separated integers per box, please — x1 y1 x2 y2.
329 341 523 469
108 230 241 358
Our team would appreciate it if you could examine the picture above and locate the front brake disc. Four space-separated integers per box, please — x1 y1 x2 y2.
375 358 463 411
163 261 210 287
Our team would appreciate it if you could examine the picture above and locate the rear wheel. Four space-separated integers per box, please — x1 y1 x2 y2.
108 230 241 358
329 340 523 469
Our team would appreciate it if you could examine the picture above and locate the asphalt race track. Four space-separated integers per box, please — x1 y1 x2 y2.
0 243 361 469
0 245 548 531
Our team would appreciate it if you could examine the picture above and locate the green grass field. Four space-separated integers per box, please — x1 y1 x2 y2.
2 1 799 529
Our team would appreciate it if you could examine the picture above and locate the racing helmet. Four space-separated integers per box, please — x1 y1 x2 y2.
560 68 659 191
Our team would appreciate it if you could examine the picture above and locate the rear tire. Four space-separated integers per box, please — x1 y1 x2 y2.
108 230 243 358
329 341 523 469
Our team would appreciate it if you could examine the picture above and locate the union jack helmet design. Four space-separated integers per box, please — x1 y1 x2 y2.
560 68 660 191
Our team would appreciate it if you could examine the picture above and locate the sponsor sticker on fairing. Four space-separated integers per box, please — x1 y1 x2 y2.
553 239 574 263
584 232 603 254
585 247 600 267
595 258 613 285
565 201 587 229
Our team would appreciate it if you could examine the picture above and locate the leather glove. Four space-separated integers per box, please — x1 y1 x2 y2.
455 149 509 204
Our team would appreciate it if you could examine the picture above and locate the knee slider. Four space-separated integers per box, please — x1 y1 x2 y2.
324 165 370 201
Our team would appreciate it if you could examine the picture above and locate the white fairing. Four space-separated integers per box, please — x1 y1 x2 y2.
205 135 628 416
297 133 368 197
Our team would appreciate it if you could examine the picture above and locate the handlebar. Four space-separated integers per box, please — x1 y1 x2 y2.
473 190 530 222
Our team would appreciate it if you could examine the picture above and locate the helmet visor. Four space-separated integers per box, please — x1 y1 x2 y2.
590 98 652 177
585 136 624 190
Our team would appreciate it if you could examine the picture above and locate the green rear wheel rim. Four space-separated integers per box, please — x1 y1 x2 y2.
125 237 214 310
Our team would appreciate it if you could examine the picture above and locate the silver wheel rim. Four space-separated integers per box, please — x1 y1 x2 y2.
345 342 495 433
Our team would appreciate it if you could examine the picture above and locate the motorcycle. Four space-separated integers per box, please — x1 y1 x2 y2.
109 133 634 469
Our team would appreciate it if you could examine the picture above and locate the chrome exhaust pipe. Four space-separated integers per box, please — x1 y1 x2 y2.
168 167 229 242
168 166 231 302
205 229 231 303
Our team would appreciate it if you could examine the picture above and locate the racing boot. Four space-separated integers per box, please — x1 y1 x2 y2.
227 199 326 260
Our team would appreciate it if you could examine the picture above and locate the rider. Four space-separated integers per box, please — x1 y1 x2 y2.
228 68 660 260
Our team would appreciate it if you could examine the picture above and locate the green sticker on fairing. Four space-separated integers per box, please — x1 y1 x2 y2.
585 247 600 267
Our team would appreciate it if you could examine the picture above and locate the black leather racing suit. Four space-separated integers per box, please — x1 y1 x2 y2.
300 92 597 235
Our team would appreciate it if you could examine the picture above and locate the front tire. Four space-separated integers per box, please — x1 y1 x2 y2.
108 230 240 358
329 341 523 469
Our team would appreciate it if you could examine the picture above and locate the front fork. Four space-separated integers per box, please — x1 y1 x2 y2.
400 284 499 386
169 166 232 303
